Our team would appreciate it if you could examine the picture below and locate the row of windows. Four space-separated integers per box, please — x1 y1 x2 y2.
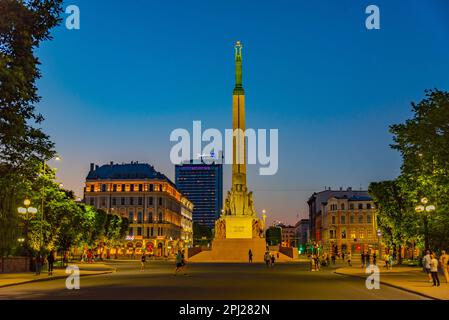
329 229 374 240
329 203 372 211
128 211 164 224
129 226 176 237
89 183 165 193
331 214 372 225
89 196 164 207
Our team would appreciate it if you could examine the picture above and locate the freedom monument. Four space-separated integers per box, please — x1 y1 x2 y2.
190 41 267 262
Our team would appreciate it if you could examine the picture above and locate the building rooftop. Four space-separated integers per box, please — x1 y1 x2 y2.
334 195 373 201
86 162 175 186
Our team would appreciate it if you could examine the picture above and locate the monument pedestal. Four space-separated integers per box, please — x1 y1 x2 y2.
189 237 267 262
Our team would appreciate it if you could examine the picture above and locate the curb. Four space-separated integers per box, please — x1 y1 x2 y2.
0 269 116 289
334 271 439 300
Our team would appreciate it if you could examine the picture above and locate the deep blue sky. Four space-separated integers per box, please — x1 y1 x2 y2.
36 0 449 224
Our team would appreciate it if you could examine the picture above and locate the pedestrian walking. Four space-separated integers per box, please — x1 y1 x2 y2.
366 252 371 267
439 250 449 283
35 253 42 275
270 254 275 267
248 249 253 263
361 252 365 268
388 254 394 270
140 253 146 272
331 253 336 265
47 251 55 276
264 251 271 268
309 255 315 271
422 250 432 282
430 253 440 287
341 252 345 261
373 252 377 266
174 250 184 275
384 253 390 269
347 252 352 267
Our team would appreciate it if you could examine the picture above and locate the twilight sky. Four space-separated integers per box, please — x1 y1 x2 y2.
36 0 449 225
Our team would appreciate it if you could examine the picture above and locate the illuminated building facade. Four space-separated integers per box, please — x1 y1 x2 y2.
84 162 193 257
308 188 380 256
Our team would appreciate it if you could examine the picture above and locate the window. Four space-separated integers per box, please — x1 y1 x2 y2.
350 215 355 224
341 229 347 239
129 211 134 222
331 216 336 225
158 197 163 206
341 203 345 210
101 197 106 207
350 230 356 239
122 184 126 192
349 203 354 210
150 227 154 236
137 227 142 236
358 214 364 224
89 198 95 206
367 203 372 209
113 184 117 192
367 214 372 224
131 184 135 192
358 203 363 210
112 197 117 206
139 184 143 192
137 212 143 224
359 229 365 239
340 215 346 224
146 227 150 237
148 197 153 206
149 184 154 192
129 197 134 205
330 230 336 239
121 197 125 205
129 227 133 236
90 185 94 192
138 197 143 206
158 212 163 223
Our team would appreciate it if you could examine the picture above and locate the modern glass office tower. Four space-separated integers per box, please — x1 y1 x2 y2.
175 161 223 229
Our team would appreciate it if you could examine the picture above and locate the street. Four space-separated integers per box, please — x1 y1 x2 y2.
0 261 428 300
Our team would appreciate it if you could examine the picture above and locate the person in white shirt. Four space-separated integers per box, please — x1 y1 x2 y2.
422 250 432 283
430 253 440 287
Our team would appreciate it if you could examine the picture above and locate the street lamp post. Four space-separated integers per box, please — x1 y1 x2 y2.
17 199 38 256
377 229 382 258
415 197 436 251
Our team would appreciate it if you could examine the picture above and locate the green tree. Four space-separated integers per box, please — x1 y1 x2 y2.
368 180 420 262
390 89 449 250
0 0 63 256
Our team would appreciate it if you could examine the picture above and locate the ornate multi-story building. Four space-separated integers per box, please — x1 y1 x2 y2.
308 188 381 256
321 194 379 256
83 162 193 257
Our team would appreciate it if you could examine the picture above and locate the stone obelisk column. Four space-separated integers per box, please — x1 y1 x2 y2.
232 40 246 189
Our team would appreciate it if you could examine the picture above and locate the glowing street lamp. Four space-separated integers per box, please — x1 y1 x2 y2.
17 199 38 255
415 197 436 250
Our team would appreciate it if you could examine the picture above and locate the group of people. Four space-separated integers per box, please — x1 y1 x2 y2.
34 251 55 276
263 251 276 268
422 250 449 287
